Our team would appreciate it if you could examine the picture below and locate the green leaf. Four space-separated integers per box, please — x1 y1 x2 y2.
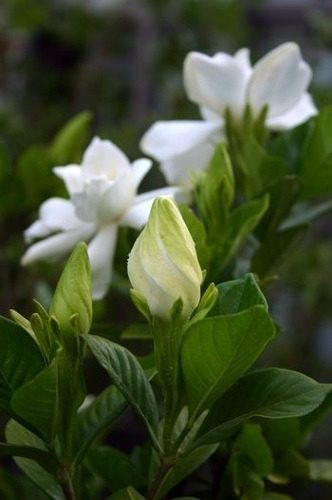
280 200 332 230
87 446 145 491
11 344 86 452
255 176 300 238
220 194 269 264
9 309 36 340
110 486 145 500
210 273 267 316
30 300 59 362
178 204 212 269
194 144 234 240
0 316 45 415
190 283 219 324
300 106 332 199
121 323 152 341
158 444 218 498
0 443 57 474
87 335 160 451
51 111 92 164
252 225 307 278
17 145 61 211
5 419 64 499
73 385 127 463
11 356 60 443
300 386 332 436
262 494 292 500
234 424 274 476
261 418 302 452
274 448 309 479
238 133 288 197
197 369 329 446
181 306 275 418
213 143 235 208
50 242 92 337
309 460 332 482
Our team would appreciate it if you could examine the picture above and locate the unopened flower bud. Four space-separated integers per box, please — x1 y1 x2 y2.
128 197 203 320
50 242 92 336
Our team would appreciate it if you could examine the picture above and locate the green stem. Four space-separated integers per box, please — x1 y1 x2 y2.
57 464 76 500
147 458 174 500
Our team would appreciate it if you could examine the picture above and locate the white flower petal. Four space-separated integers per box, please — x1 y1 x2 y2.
40 198 82 230
160 140 217 186
53 165 83 194
21 225 95 265
234 48 252 78
82 137 130 180
24 220 51 244
199 106 223 122
87 225 118 299
24 198 83 243
131 158 152 189
183 51 249 117
266 93 318 131
72 178 110 223
140 120 220 162
97 171 136 224
248 42 312 118
122 187 180 229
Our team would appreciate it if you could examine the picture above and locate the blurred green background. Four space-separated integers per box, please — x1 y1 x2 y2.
0 0 331 498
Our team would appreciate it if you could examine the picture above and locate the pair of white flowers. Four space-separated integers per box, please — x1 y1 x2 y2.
141 42 317 185
23 42 317 305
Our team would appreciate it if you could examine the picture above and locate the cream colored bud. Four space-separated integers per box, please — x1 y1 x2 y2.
128 197 203 320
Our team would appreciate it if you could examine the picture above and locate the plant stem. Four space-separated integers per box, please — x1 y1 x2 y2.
58 464 76 500
147 459 174 500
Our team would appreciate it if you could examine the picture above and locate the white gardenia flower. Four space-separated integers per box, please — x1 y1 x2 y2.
128 197 203 320
22 137 178 299
141 42 317 186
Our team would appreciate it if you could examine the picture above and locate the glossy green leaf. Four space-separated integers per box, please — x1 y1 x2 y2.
5 419 63 499
309 460 332 482
87 446 145 491
73 385 127 463
300 386 332 436
255 176 300 238
121 323 152 341
30 300 59 362
252 225 307 278
50 242 92 337
110 486 145 500
261 418 302 452
178 204 212 269
197 369 329 446
238 133 288 198
263 494 292 500
220 194 269 264
87 335 160 451
17 145 61 211
274 448 309 479
158 444 218 498
0 316 45 414
11 356 60 443
234 424 274 476
280 200 332 230
181 306 275 418
194 144 234 241
51 110 92 164
210 273 267 316
190 283 219 325
0 443 57 474
300 106 332 199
